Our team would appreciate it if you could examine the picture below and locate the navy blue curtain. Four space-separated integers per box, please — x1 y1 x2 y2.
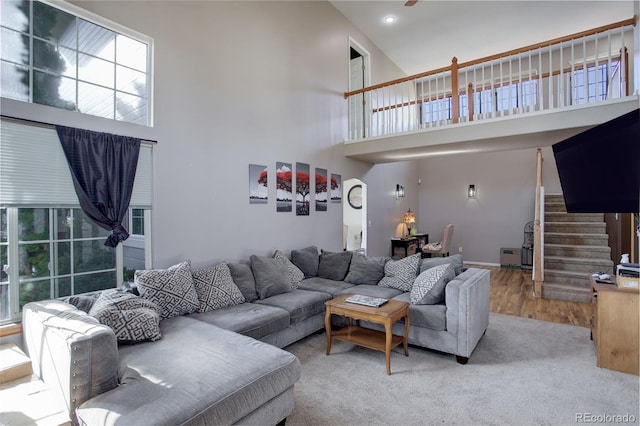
56 125 141 247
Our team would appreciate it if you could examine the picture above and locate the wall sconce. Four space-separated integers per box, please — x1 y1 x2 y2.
395 184 405 199
468 184 476 199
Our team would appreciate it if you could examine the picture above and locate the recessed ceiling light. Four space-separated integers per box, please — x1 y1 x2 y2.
383 15 396 24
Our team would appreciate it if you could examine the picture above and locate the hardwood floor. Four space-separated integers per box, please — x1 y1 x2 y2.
470 264 592 328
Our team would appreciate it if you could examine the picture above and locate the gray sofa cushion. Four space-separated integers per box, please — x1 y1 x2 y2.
420 254 464 276
77 316 301 426
339 284 403 300
89 289 161 343
228 262 259 302
188 302 290 340
393 293 447 331
255 289 331 324
291 246 319 278
344 253 389 285
298 276 354 297
317 250 352 281
192 263 245 312
378 253 421 291
250 255 293 299
273 250 304 289
135 260 199 319
411 263 455 305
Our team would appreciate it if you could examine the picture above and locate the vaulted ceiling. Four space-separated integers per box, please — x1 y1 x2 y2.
330 1 636 76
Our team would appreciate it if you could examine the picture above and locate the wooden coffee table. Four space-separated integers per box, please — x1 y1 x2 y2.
325 293 410 375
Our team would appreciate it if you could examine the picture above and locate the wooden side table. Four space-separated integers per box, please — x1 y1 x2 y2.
325 294 409 375
590 276 639 375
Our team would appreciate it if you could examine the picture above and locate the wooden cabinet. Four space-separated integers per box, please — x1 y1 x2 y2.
390 234 429 258
590 276 639 375
390 238 417 258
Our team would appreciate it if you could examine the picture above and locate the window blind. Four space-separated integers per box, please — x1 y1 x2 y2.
0 119 152 207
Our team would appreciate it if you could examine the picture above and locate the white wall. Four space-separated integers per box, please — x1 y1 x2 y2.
417 146 562 264
1 1 409 267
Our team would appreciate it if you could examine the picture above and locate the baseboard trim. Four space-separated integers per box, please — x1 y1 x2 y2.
464 261 500 267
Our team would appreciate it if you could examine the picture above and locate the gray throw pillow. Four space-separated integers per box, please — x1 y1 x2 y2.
317 249 353 281
273 250 304 289
291 246 319 278
411 263 455 305
62 294 100 313
378 253 421 292
228 263 259 302
135 260 199 319
89 289 162 343
250 255 293 299
420 254 464 276
344 253 389 285
192 263 245 313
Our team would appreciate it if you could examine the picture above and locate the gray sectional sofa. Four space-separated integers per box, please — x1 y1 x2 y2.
22 249 490 425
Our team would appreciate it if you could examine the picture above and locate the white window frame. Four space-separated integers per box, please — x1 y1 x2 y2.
0 0 154 126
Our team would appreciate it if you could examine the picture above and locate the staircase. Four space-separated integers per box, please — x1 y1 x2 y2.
542 194 613 303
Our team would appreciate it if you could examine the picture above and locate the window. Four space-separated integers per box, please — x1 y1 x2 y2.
571 61 618 105
0 119 153 322
1 0 152 125
130 208 145 236
496 80 538 111
421 97 452 123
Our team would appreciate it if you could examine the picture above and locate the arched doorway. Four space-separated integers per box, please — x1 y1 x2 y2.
343 178 367 253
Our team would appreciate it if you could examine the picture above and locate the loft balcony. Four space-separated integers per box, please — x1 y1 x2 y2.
343 17 639 164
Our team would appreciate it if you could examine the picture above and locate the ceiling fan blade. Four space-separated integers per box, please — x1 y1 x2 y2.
404 0 418 6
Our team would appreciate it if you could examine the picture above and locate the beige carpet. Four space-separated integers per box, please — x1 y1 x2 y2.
286 313 639 426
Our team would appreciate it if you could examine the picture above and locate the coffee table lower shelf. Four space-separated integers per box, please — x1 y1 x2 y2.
331 325 404 353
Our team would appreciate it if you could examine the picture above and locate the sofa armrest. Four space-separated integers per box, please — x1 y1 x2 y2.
444 268 490 357
22 300 119 423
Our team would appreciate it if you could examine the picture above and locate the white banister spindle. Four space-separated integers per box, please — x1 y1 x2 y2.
595 35 600 102
583 37 588 105
620 27 626 96
548 45 553 109
559 42 564 107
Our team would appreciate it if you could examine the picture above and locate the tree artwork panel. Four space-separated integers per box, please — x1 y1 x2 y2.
315 168 328 212
275 162 293 212
295 162 310 216
250 164 268 204
331 174 342 203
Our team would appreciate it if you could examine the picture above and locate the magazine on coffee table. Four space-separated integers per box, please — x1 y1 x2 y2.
345 294 389 308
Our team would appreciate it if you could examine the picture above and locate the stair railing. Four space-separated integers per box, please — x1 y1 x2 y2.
344 16 636 142
533 148 544 297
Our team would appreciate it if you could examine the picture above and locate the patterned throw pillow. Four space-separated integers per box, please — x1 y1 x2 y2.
89 289 161 343
410 263 455 305
135 260 199 319
192 263 246 312
378 253 421 292
273 250 304 289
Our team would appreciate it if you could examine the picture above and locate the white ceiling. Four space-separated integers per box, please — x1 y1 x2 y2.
330 0 636 76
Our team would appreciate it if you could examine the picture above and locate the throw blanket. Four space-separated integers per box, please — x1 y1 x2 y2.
424 242 442 251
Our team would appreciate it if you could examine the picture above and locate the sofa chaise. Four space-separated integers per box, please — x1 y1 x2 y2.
22 249 490 425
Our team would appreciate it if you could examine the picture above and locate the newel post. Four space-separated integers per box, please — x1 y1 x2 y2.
451 57 459 124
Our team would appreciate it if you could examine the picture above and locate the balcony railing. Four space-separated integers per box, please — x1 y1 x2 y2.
344 17 637 141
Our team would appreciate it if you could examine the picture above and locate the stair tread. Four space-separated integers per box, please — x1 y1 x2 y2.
543 281 591 290
545 232 609 237
544 243 610 249
544 268 593 276
545 255 612 262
